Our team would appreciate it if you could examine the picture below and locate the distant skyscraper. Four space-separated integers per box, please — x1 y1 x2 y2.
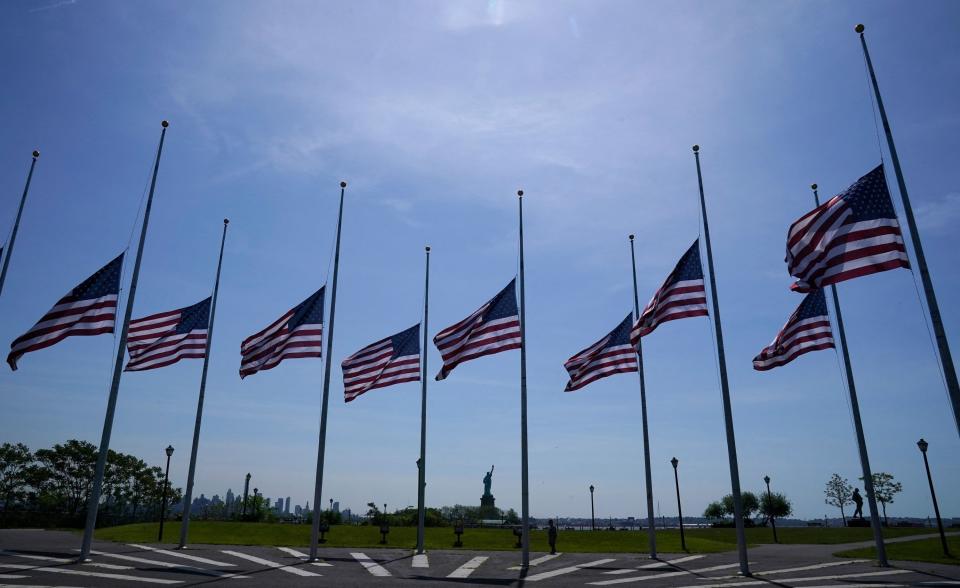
305 500 310 513
284 497 291 514
342 508 351 523
333 501 339 514
274 498 283 512
295 505 302 516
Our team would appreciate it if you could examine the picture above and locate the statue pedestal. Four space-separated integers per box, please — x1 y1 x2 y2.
479 494 498 519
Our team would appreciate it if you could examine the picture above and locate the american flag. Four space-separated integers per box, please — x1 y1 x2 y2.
434 279 521 381
125 297 211 372
630 240 708 345
240 286 324 379
753 289 835 371
7 254 123 370
786 164 909 293
342 324 420 402
564 313 638 392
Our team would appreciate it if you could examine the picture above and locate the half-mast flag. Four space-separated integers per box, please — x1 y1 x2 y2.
630 240 708 345
564 313 638 392
342 324 420 402
7 254 123 370
125 298 211 372
434 279 521 381
240 287 324 379
753 289 834 371
786 164 909 293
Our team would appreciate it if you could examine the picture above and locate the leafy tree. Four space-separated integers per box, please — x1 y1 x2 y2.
704 492 760 523
824 473 853 525
0 443 33 515
759 491 792 525
861 472 902 525
703 501 727 520
503 508 520 525
33 440 98 517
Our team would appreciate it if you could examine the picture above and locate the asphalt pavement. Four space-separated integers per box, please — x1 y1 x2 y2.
1 528 958 587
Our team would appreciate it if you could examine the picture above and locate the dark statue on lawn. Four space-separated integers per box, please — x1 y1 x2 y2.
479 464 497 518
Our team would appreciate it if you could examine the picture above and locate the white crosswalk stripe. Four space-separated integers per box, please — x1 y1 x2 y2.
274 547 333 567
0 575 30 579
221 550 321 577
447 556 488 579
525 558 617 582
0 563 181 585
351 552 392 577
86 549 248 579
589 562 742 585
604 555 705 574
669 569 911 588
412 553 429 568
508 552 562 570
128 544 237 567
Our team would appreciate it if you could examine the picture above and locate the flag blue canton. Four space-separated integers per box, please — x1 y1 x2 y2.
795 288 829 319
71 254 123 300
845 165 898 221
390 323 421 358
289 287 324 329
673 242 705 282
175 298 211 334
485 278 519 320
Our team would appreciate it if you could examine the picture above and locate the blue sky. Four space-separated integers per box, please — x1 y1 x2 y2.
1 0 959 522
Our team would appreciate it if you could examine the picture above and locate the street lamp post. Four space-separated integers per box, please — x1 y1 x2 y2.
589 485 596 531
241 473 251 518
158 446 174 542
763 475 778 544
253 488 259 519
671 457 686 551
917 439 950 556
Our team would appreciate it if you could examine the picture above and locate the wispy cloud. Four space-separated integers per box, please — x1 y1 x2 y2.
28 0 76 13
916 192 960 233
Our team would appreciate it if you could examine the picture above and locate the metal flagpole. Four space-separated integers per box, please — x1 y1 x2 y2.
79 121 169 561
692 145 750 576
178 218 230 549
856 24 960 438
416 245 430 554
811 184 888 566
518 189 530 569
309 181 347 561
628 234 657 559
0 150 40 298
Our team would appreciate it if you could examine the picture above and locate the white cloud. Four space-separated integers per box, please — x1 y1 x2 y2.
916 192 960 233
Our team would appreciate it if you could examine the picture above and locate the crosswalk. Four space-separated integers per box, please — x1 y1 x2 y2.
0 542 955 586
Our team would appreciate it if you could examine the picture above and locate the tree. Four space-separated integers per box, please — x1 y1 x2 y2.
759 491 792 525
0 443 33 515
703 501 726 520
703 492 760 524
33 440 98 517
824 473 853 525
861 472 902 525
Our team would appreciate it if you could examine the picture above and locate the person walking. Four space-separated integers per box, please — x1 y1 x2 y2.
852 488 864 519
548 519 558 555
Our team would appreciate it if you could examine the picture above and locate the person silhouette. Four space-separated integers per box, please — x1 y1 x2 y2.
547 519 558 555
852 488 864 519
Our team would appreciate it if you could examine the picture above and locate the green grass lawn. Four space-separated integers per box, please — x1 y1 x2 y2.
93 522 934 553
836 536 960 566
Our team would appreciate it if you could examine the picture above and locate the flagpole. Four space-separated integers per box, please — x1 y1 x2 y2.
811 184 888 566
309 180 347 562
416 245 430 555
628 234 657 559
0 150 40 299
856 24 960 437
79 121 169 561
692 145 749 576
178 218 229 549
518 189 530 570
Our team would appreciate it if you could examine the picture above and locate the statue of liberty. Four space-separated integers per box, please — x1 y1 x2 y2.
482 465 495 497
